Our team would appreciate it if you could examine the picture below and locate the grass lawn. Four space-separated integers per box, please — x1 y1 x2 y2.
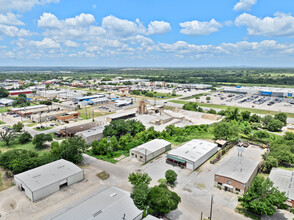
86 151 118 164
26 122 37 127
180 93 210 100
33 126 53 131
0 169 14 192
235 203 261 220
48 132 65 141
77 109 111 120
0 140 47 153
0 107 11 113
169 100 294 118
166 132 215 146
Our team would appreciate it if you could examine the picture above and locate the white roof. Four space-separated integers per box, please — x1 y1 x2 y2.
42 186 143 220
269 168 294 200
14 159 83 192
168 139 217 163
0 98 14 104
215 156 259 184
131 139 171 155
10 104 47 111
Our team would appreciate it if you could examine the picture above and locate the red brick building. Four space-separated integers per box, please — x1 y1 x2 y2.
214 156 259 194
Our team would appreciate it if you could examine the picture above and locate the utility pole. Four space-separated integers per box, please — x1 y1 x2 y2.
200 212 203 220
209 195 213 220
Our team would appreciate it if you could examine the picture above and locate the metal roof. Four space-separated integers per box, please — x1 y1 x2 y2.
131 139 171 156
42 186 143 220
167 139 217 163
14 159 83 192
215 156 259 184
76 126 105 138
0 98 14 104
269 168 294 200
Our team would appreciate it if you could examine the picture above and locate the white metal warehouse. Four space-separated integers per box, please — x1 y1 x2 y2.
130 139 171 163
42 186 143 220
14 159 84 202
166 139 218 170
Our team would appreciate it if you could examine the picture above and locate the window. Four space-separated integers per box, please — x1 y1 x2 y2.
215 176 219 179
235 188 240 192
131 153 134 156
140 156 143 159
218 182 222 186
227 180 232 185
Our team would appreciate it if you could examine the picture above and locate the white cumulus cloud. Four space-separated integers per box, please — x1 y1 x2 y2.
146 21 171 35
180 19 222 36
0 13 24 25
234 0 257 11
0 0 60 13
29 38 60 48
235 12 294 37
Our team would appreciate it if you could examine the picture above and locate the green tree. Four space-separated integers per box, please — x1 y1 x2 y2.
267 119 284 132
131 183 149 210
32 133 53 149
128 172 152 187
109 136 119 151
213 121 239 141
241 111 251 121
0 87 9 98
0 130 16 146
50 137 85 164
225 107 241 121
250 114 261 123
238 176 287 216
165 169 177 186
93 138 109 155
18 131 32 144
262 115 274 127
12 122 24 132
119 133 133 150
148 184 181 217
274 113 287 125
263 156 278 173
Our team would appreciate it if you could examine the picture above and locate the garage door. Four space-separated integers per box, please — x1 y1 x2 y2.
186 162 194 170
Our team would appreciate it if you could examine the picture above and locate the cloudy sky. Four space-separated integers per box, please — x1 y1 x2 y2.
0 0 294 67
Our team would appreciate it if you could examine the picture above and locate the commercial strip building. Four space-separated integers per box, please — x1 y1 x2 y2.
72 94 106 103
8 90 32 96
223 86 294 98
57 122 98 138
269 168 294 207
106 111 136 122
42 186 143 220
130 139 171 163
14 159 84 202
76 126 105 144
31 110 67 123
179 84 212 90
214 156 259 194
56 111 80 122
166 139 218 170
9 105 60 117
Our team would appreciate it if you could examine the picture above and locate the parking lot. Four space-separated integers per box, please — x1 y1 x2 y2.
196 92 294 114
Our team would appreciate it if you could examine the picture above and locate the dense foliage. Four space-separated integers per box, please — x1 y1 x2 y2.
238 176 287 216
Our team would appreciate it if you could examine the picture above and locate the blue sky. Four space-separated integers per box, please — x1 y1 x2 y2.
0 0 294 67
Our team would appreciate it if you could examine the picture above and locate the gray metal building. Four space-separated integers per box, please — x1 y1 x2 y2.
167 139 218 170
42 186 143 220
14 159 84 202
269 168 294 207
130 139 171 162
